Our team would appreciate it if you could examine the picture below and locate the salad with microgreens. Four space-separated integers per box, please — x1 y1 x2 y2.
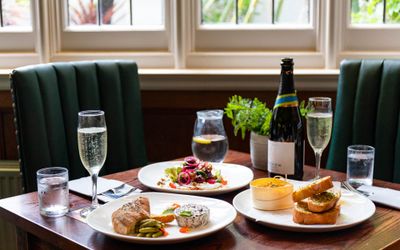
157 156 228 190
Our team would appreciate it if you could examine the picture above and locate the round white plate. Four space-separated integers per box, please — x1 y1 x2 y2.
87 192 237 244
233 187 376 232
138 161 254 195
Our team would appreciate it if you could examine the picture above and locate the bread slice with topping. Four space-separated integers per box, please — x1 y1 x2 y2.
293 201 340 225
306 189 341 213
292 176 333 202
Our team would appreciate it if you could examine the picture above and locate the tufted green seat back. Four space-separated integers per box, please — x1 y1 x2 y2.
327 59 400 183
11 60 147 192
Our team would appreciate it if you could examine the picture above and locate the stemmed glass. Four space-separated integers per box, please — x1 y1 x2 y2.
77 110 107 217
306 97 332 179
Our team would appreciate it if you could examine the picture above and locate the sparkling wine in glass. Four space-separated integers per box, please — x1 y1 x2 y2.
306 97 332 179
77 110 107 217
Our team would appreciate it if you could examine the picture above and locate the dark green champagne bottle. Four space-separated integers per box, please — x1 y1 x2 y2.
268 58 304 180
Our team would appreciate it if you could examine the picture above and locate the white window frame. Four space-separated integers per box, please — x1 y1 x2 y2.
47 0 175 68
334 0 400 66
181 0 327 69
0 0 39 68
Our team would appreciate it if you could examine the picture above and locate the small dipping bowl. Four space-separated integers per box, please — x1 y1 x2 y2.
250 177 294 210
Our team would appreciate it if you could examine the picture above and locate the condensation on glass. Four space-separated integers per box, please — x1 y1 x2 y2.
351 0 400 24
0 0 31 27
201 0 310 25
67 0 163 26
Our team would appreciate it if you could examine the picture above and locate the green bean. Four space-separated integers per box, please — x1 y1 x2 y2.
145 233 153 237
152 231 163 238
139 227 160 233
140 220 161 228
136 233 146 237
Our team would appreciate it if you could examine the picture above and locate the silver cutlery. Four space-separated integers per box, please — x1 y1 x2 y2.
101 184 138 199
341 181 371 197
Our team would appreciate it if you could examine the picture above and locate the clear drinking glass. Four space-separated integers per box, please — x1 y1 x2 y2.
306 97 333 179
347 145 375 188
37 167 69 217
77 110 107 217
191 109 229 163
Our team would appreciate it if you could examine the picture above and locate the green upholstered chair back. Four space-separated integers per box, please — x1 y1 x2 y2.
327 59 400 183
11 60 147 192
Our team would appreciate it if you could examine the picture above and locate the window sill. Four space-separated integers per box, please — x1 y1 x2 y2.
0 68 339 91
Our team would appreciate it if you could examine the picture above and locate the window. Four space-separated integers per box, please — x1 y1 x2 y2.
351 0 400 24
1 0 400 70
0 0 31 28
337 0 400 64
0 0 37 68
201 0 310 25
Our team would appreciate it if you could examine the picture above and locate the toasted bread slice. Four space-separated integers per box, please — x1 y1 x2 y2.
292 176 333 202
293 201 340 225
307 189 341 213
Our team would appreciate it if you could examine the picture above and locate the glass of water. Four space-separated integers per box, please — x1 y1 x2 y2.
347 145 375 188
191 110 229 163
37 167 69 217
78 110 107 217
306 97 333 179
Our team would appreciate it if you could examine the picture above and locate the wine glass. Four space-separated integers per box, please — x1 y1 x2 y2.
77 110 107 217
306 97 332 179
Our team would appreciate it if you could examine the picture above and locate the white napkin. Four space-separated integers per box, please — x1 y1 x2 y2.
69 176 141 203
357 185 400 210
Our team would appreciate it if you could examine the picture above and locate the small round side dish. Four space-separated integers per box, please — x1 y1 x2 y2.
250 177 294 211
174 204 210 228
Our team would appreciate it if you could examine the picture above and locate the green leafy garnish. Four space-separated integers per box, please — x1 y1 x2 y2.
179 211 192 217
164 166 182 183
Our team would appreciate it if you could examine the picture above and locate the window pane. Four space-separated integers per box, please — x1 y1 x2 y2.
274 0 309 24
386 0 400 24
68 0 99 25
351 0 383 24
131 0 163 26
101 0 130 25
202 0 236 24
238 0 271 24
2 0 31 27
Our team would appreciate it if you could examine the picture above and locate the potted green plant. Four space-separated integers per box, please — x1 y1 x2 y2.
225 95 272 170
225 95 306 170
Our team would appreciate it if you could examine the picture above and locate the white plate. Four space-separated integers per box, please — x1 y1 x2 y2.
87 192 237 244
233 184 376 232
138 161 254 195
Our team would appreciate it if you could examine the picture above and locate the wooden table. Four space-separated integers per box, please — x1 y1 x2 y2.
1 150 400 250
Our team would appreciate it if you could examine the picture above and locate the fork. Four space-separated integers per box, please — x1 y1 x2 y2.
101 184 137 199
341 181 371 196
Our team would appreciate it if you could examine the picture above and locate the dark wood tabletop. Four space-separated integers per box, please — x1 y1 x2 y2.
1 150 400 250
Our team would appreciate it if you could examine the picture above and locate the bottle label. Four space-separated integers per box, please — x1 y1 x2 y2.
273 93 298 109
268 140 295 175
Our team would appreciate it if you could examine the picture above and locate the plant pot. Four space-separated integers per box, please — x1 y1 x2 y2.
250 131 269 171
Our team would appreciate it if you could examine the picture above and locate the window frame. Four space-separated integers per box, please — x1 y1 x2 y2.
47 0 175 68
183 0 326 69
0 0 39 68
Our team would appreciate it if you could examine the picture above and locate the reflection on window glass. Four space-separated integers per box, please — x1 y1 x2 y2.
132 0 163 26
238 0 271 24
386 0 400 24
68 0 164 27
351 0 383 24
1 0 31 27
202 0 236 24
69 0 99 25
201 0 310 25
101 0 130 25
274 0 309 24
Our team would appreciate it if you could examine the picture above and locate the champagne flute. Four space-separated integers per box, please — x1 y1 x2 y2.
77 110 107 217
306 97 332 179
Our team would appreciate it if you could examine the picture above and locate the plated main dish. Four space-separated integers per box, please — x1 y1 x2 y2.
233 176 375 232
157 156 227 191
138 161 253 195
112 196 210 238
86 192 237 244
